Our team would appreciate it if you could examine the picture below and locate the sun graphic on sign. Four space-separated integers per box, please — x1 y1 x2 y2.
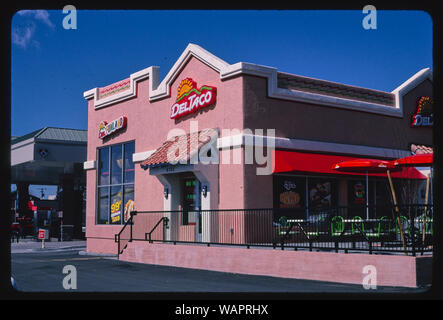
177 78 197 100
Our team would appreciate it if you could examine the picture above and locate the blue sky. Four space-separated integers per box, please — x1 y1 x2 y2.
11 9 433 197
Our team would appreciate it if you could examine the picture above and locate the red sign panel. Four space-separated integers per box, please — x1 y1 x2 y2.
38 229 46 240
170 78 217 120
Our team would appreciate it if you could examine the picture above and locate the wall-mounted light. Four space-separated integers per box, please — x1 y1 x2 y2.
164 187 169 199
202 185 208 198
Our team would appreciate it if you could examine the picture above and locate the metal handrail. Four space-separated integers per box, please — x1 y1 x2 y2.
145 217 169 243
114 211 137 255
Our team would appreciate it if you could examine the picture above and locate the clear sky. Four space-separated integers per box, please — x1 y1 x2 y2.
10 9 433 197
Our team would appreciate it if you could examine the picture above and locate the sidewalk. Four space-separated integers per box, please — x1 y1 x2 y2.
11 237 86 254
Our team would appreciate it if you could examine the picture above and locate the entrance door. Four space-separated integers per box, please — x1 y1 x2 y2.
182 176 202 242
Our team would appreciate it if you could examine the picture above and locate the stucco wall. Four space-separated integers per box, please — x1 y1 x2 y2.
120 241 432 288
85 56 245 252
242 75 433 151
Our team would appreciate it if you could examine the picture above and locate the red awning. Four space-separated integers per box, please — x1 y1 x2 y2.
272 150 426 179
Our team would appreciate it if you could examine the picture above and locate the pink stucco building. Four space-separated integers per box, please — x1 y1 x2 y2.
83 44 433 286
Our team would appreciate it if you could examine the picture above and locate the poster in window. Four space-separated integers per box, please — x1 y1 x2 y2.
274 176 305 209
351 181 366 205
309 180 333 209
110 186 122 224
123 185 134 223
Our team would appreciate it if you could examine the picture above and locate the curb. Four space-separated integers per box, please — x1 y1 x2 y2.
12 246 86 254
78 250 118 258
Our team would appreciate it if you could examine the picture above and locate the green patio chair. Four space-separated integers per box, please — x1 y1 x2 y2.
351 216 364 235
278 216 288 236
331 216 344 237
418 215 433 237
306 224 320 239
365 219 381 238
379 216 393 237
395 215 408 235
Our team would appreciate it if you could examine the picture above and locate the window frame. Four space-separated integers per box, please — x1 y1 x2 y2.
96 140 135 225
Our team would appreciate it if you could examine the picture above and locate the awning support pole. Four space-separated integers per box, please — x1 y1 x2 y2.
366 171 369 220
422 173 431 244
387 169 408 256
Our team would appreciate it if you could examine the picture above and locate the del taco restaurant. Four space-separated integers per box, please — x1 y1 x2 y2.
83 43 432 255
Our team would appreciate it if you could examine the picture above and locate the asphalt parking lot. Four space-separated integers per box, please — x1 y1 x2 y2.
10 240 429 295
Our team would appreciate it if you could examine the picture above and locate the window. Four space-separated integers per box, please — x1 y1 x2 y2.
97 141 134 225
273 175 306 221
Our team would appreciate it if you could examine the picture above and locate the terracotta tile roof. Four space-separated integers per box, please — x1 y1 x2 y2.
411 144 433 155
277 72 395 106
141 128 218 169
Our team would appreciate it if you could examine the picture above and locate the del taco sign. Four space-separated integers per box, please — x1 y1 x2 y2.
99 116 127 139
170 78 217 120
412 96 433 127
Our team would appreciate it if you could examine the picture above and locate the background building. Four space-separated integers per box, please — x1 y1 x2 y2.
11 127 87 239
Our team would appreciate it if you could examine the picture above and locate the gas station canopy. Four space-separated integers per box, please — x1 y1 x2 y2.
11 127 87 185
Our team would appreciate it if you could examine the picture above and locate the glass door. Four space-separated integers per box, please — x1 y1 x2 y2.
182 177 201 241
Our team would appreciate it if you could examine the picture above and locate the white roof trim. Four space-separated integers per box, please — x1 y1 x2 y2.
391 68 433 118
217 133 411 159
83 43 432 117
132 150 156 163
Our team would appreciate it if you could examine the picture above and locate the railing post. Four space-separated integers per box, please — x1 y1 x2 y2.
163 217 169 243
411 217 416 256
130 211 137 242
369 240 372 255
117 234 120 256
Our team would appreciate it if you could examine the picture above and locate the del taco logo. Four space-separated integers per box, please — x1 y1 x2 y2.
170 78 217 120
99 116 127 139
412 96 433 127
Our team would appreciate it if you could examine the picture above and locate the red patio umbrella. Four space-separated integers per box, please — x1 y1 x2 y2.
332 158 408 255
392 153 433 167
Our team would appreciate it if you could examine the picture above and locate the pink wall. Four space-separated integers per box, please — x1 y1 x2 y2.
85 56 245 252
121 242 430 288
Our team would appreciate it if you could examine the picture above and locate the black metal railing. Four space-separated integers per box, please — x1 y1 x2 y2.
114 211 136 256
145 217 169 243
116 204 434 256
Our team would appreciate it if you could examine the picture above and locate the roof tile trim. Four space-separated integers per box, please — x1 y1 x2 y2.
140 128 218 169
277 73 395 106
411 144 433 155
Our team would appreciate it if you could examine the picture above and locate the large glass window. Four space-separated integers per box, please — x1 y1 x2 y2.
96 141 134 225
97 187 109 224
98 147 110 186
